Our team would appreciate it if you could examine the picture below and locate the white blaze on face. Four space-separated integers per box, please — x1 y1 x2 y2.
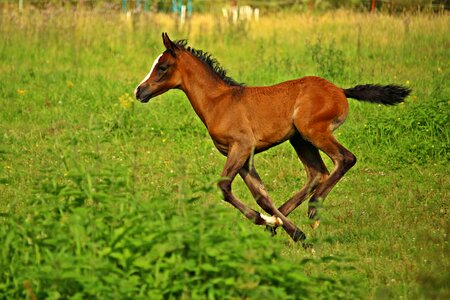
135 53 163 96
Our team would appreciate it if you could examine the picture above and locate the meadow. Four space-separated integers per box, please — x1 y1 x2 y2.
0 7 449 299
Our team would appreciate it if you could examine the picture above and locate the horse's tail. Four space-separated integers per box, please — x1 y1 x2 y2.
343 84 411 105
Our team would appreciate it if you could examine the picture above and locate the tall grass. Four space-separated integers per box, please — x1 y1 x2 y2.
0 8 449 299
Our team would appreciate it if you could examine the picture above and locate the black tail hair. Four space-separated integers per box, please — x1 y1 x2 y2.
344 84 411 105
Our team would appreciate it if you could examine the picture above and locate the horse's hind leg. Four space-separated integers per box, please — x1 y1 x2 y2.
278 134 329 217
300 127 356 228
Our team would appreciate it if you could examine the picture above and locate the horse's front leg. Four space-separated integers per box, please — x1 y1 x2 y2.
237 160 307 243
219 145 307 243
238 160 283 229
217 144 268 225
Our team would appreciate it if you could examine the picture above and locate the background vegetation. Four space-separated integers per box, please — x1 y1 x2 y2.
0 4 449 300
1 0 449 13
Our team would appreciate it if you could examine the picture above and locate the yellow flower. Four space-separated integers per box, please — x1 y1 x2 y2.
405 80 410 85
17 89 26 95
67 80 74 88
119 93 134 109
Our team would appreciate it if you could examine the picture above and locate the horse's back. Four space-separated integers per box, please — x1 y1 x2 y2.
241 76 348 124
216 76 349 152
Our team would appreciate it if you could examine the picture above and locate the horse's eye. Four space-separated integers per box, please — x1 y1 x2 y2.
158 65 168 72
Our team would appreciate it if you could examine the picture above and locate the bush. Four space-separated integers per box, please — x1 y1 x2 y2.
0 162 362 299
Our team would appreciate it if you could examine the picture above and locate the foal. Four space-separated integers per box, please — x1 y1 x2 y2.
135 33 410 243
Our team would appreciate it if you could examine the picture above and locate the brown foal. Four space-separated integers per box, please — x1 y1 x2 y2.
135 33 410 244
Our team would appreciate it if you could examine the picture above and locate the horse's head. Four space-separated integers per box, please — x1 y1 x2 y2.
135 32 182 103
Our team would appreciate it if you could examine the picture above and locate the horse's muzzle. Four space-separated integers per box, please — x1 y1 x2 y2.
135 85 152 103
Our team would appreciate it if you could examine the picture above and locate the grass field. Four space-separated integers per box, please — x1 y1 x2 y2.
1 7 449 299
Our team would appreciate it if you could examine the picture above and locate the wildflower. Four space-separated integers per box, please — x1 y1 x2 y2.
119 93 134 109
17 89 26 95
437 67 442 73
405 80 410 85
67 80 74 88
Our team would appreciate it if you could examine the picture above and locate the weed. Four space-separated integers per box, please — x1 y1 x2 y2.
307 36 347 81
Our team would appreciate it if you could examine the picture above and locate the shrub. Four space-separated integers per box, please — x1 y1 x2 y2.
0 162 362 299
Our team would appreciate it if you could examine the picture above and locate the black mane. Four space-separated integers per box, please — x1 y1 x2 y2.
174 40 244 87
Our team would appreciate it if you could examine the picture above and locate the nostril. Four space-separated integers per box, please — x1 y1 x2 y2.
135 86 141 99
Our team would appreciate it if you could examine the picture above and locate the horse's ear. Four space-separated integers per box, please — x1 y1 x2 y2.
162 32 177 56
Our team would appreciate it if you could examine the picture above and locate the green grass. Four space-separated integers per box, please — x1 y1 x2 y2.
1 8 449 299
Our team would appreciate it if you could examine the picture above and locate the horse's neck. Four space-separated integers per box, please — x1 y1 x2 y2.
180 59 233 126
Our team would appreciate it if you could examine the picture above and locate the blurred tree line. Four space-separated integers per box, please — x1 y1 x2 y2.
2 0 448 12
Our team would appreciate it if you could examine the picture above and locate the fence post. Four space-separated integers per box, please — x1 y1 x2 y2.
172 0 178 14
371 0 376 14
19 0 24 11
187 0 192 17
136 0 141 12
180 5 186 27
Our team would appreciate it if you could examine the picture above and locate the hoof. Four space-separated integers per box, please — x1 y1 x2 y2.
310 219 320 230
308 205 320 229
307 206 317 219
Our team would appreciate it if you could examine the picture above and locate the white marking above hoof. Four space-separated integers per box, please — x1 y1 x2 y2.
260 214 283 227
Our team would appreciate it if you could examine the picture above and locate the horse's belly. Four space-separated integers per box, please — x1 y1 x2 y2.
212 139 229 156
253 123 296 152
